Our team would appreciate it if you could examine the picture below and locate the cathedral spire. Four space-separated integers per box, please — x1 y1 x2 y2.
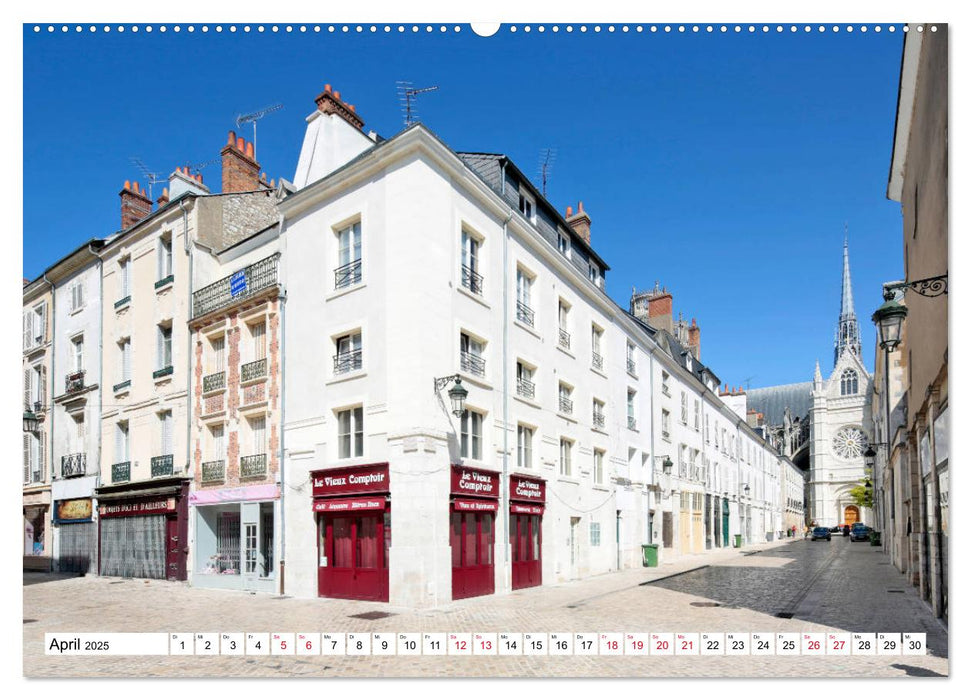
834 233 862 365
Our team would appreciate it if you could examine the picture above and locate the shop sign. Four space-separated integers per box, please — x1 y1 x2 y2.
312 496 386 513
451 465 499 498
312 464 389 497
55 498 93 523
98 497 176 518
510 503 544 515
510 474 546 503
453 498 499 512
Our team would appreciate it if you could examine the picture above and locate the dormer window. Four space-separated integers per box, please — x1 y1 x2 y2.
518 188 535 223
588 263 601 286
558 231 571 258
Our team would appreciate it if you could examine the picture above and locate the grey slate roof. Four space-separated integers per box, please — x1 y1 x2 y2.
746 382 813 426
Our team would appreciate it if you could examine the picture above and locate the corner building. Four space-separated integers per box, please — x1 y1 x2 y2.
280 85 793 607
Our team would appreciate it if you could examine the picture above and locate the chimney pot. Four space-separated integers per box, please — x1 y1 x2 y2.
349 104 356 112
325 83 332 93
578 200 584 212
245 141 255 159
334 90 341 100
236 137 245 151
566 205 573 217
227 130 236 145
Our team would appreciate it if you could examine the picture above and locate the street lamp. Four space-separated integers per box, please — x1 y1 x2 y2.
23 408 39 433
433 375 468 417
656 455 674 474
872 296 908 352
864 446 876 468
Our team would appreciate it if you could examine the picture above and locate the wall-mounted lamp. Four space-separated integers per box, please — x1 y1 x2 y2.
433 375 468 417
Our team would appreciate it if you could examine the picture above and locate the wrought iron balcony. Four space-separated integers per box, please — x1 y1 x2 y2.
627 358 637 375
559 396 573 415
113 379 131 393
516 377 535 400
203 371 226 393
558 328 571 350
112 461 131 483
61 452 86 478
154 274 174 289
240 453 267 479
151 454 174 477
114 295 131 309
591 352 603 371
65 370 86 394
460 351 485 377
201 460 225 483
461 264 483 296
333 349 363 375
334 258 362 289
628 416 637 431
153 365 174 379
516 300 534 327
593 411 605 429
241 358 267 383
193 253 280 318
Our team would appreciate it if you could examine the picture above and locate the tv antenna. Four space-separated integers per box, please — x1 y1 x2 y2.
397 81 439 127
235 103 284 157
742 375 757 390
129 157 165 200
180 156 222 176
538 148 557 197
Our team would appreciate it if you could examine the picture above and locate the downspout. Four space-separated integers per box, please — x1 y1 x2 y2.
180 198 192 480
646 348 657 546
499 160 513 573
41 272 55 492
90 244 104 491
277 212 287 595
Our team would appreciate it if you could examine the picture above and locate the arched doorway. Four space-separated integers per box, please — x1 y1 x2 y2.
844 505 860 526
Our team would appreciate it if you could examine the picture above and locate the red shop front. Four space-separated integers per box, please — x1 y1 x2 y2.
509 474 545 590
450 465 498 600
311 464 390 603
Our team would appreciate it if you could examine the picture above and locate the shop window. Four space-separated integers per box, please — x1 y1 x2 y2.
216 511 241 574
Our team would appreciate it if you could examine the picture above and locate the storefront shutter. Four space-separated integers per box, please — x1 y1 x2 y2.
23 434 31 483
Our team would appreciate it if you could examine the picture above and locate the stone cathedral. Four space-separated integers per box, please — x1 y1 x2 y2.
748 240 874 527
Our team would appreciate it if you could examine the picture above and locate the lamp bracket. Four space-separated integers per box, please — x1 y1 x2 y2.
433 374 461 394
883 274 948 300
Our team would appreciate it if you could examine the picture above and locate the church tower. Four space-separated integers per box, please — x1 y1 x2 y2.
834 237 862 366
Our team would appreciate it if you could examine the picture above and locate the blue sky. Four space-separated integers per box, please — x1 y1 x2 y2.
23 24 906 388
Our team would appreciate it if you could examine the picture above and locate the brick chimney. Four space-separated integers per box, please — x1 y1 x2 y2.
221 131 261 193
646 281 673 334
120 180 152 230
156 187 170 207
687 317 701 360
314 84 365 131
565 201 591 245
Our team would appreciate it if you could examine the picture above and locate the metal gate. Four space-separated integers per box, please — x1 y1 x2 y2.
58 522 96 574
99 515 167 579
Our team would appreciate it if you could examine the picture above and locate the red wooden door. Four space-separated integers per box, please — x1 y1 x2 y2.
511 514 542 590
317 510 389 602
165 516 183 581
450 510 495 600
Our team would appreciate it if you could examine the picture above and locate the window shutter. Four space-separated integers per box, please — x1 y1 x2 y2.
23 367 31 410
115 424 123 463
37 302 47 343
38 429 46 481
23 311 31 350
123 341 131 380
156 241 164 281
23 434 30 483
156 327 163 370
39 365 47 408
162 413 173 455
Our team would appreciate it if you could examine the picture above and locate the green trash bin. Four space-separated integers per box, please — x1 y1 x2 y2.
869 530 882 546
641 543 659 567
733 534 742 548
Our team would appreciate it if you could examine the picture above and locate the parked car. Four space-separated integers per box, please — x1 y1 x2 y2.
811 526 832 541
849 523 871 542
842 525 850 537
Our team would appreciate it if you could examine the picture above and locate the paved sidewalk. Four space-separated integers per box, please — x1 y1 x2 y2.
23 537 947 678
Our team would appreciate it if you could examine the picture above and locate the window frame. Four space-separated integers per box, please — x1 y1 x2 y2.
461 408 484 461
337 406 365 459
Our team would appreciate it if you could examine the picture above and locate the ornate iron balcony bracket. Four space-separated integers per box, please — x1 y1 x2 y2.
883 274 948 300
433 374 461 394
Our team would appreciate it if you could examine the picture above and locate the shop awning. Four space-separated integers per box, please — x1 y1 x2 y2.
510 503 545 515
312 496 386 513
452 498 499 512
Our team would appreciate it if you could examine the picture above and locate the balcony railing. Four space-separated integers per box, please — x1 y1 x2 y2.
201 460 225 483
113 379 131 393
333 349 363 375
628 416 637 431
516 377 535 400
593 412 605 429
241 358 267 383
154 274 174 289
591 352 603 371
193 253 280 318
240 453 267 479
516 300 534 327
627 358 637 375
559 396 573 415
334 259 362 289
558 328 571 350
153 365 174 379
203 371 226 393
61 452 86 478
112 461 131 483
65 370 86 394
461 265 483 296
460 351 485 377
151 454 174 477
114 295 131 309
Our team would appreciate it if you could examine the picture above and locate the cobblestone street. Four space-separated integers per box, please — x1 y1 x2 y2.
23 537 947 678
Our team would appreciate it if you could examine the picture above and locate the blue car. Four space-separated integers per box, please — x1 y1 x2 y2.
810 526 831 541
849 523 871 542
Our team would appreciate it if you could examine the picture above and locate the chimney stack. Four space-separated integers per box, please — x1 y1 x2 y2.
565 200 591 245
221 130 261 193
687 317 701 360
119 180 152 230
645 281 674 334
314 83 365 131
156 187 170 207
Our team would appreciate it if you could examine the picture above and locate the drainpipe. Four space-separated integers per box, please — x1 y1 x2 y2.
499 160 514 574
646 348 657 546
277 212 287 595
90 244 105 492
41 272 55 487
180 199 193 483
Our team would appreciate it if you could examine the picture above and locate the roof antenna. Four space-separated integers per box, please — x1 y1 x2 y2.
397 81 439 127
538 148 557 197
235 103 284 158
129 157 165 200
180 156 222 176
